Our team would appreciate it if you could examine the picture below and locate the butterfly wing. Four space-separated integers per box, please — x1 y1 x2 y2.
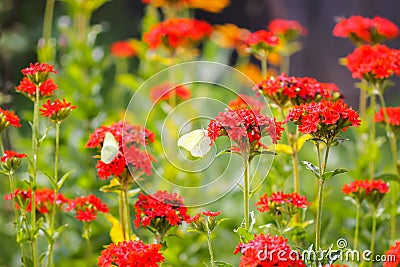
178 129 211 158
101 132 120 164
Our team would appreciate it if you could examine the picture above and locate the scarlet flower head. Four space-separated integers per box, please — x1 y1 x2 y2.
97 240 164 267
268 19 307 42
110 41 136 58
342 179 389 206
375 107 400 137
67 194 108 222
256 191 311 217
149 82 191 104
16 77 58 98
286 100 360 144
333 15 399 45
5 188 69 214
344 44 400 82
21 62 57 84
187 210 222 233
255 73 342 108
1 150 27 173
234 233 305 267
0 108 22 132
40 99 77 123
384 241 400 267
143 18 213 50
86 121 156 180
134 190 190 243
245 30 279 54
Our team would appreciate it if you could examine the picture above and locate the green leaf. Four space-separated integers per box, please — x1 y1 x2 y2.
57 170 75 189
302 160 320 178
54 224 69 241
215 149 233 157
376 173 399 182
38 125 54 146
21 256 34 267
127 187 142 198
215 261 234 267
322 168 348 181
234 227 254 243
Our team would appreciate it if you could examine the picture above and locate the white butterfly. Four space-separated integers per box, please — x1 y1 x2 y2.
101 132 120 164
178 129 211 158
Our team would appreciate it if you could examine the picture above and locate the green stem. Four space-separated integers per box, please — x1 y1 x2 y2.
369 94 376 178
122 185 132 240
359 88 367 122
46 122 60 267
30 87 40 267
243 158 250 230
0 136 4 155
280 54 290 75
83 223 92 267
207 233 215 267
119 191 126 240
353 203 360 250
42 0 56 42
261 50 268 79
8 172 25 254
369 207 377 267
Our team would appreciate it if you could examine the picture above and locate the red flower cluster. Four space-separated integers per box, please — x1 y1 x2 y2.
86 121 155 179
187 210 221 223
384 241 400 267
286 100 360 142
143 18 213 49
333 16 399 44
245 30 279 53
67 194 108 222
187 210 222 233
375 107 400 126
255 73 342 107
256 191 311 216
1 150 27 172
342 179 389 205
234 233 305 267
1 150 27 162
5 188 69 214
344 44 400 81
97 240 164 267
134 191 190 229
149 82 191 103
207 97 283 153
40 99 77 122
110 41 136 58
0 107 22 132
16 62 58 98
268 19 307 41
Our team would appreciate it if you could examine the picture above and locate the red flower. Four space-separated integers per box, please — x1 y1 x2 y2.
344 44 400 81
1 150 27 162
0 108 22 131
384 241 400 267
21 62 57 76
333 15 399 44
143 18 212 49
67 194 108 222
98 240 164 267
256 192 311 216
245 30 279 53
255 73 342 107
86 121 156 179
16 77 58 97
5 188 69 214
202 210 221 217
134 190 190 229
110 41 136 58
207 97 283 153
342 179 389 205
40 99 77 122
1 150 27 171
234 233 305 267
286 100 360 142
149 82 191 103
268 19 307 41
228 94 265 112
375 107 400 126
